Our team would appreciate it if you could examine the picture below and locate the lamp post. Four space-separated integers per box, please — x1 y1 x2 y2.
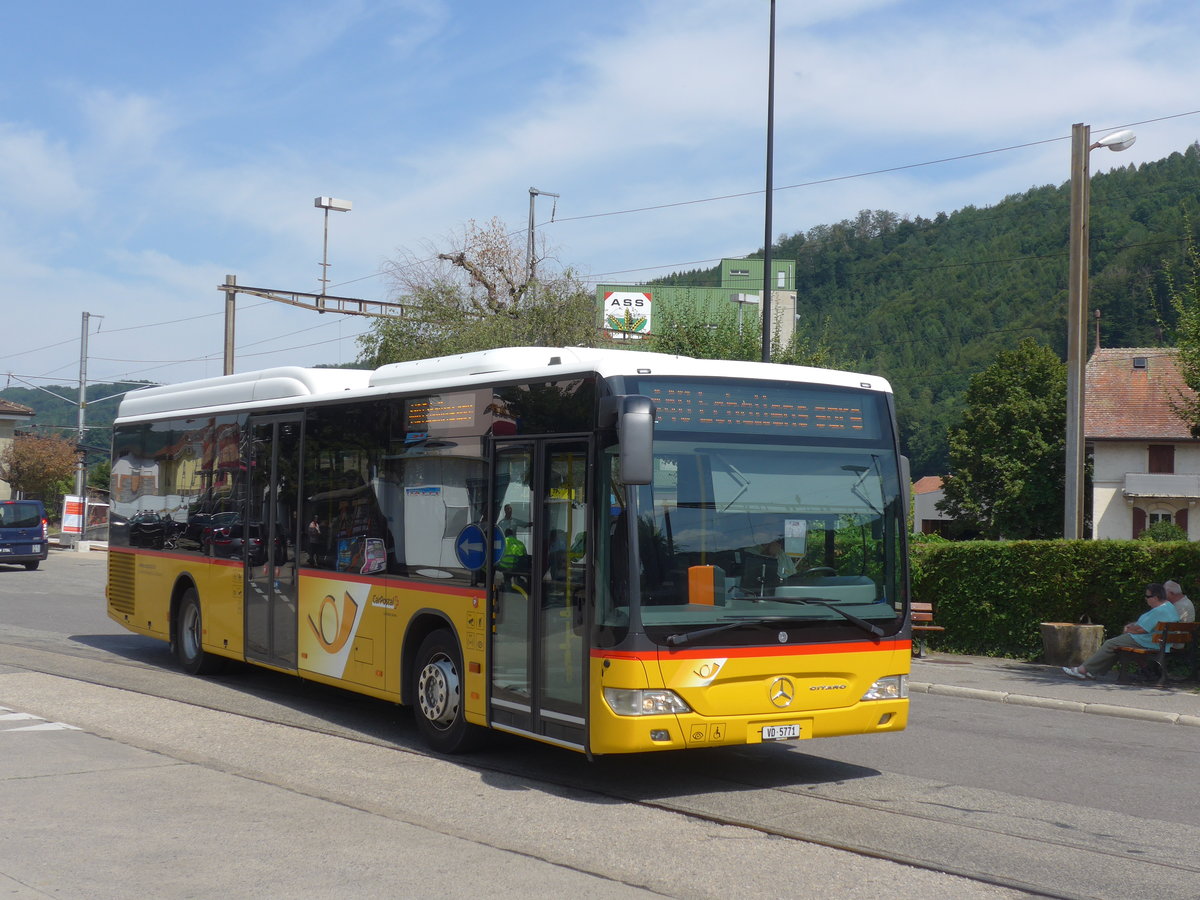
760 0 776 363
1064 124 1135 539
314 196 353 304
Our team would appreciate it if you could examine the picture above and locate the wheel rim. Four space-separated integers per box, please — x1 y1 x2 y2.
418 653 460 731
181 601 201 661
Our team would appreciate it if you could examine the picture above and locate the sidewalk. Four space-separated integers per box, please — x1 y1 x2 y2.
910 652 1200 727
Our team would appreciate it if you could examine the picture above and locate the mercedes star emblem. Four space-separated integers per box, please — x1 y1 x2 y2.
769 676 795 708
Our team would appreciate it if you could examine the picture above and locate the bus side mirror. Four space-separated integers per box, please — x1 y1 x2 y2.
600 395 656 485
900 455 911 528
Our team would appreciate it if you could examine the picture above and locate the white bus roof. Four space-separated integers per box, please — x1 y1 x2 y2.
116 348 892 422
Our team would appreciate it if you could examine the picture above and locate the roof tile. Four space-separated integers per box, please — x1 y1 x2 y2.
1085 348 1196 440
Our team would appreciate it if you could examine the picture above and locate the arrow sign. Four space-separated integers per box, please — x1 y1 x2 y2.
455 524 489 571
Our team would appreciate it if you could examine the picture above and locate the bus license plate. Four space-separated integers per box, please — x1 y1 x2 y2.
762 724 800 741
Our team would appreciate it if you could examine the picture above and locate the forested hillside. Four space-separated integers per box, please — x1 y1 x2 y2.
6 145 1199 480
659 142 1200 477
0 382 147 451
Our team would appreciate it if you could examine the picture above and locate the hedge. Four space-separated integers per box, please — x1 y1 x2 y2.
909 539 1200 658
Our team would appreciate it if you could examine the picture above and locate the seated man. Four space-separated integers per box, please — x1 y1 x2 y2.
1165 580 1195 623
1063 582 1181 680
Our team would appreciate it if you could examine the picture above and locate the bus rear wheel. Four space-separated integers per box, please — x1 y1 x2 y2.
175 587 223 675
413 629 481 754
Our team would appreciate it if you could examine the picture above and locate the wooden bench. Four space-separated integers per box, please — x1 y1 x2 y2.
1113 621 1199 686
911 602 944 658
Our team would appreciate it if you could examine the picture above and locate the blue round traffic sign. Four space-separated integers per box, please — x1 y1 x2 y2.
454 524 489 571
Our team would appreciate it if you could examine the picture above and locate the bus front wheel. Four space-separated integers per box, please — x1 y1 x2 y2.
175 588 222 676
413 629 481 754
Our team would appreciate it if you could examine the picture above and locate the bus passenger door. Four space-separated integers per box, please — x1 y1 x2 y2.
490 440 590 749
245 415 302 669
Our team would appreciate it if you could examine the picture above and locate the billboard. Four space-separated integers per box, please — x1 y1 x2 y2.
603 291 652 339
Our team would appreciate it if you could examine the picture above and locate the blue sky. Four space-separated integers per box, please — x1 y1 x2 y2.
2 0 1199 394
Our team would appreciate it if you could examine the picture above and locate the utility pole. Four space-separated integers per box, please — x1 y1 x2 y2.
527 187 559 280
314 196 353 304
223 274 236 375
1063 124 1135 539
74 312 99 550
760 0 776 363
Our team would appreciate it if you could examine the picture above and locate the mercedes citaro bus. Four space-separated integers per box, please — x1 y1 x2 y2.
107 347 912 755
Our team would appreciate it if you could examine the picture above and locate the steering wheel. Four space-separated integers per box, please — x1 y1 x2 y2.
799 566 837 578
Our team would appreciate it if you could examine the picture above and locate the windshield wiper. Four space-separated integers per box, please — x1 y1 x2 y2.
844 456 884 517
713 453 751 512
664 616 805 647
762 596 886 637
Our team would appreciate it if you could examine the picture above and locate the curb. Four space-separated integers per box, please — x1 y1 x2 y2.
909 681 1200 727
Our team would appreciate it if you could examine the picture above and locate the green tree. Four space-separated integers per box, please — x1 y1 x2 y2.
1137 519 1188 542
937 339 1066 539
0 433 78 517
88 460 111 492
1165 223 1200 435
647 301 837 368
357 218 601 366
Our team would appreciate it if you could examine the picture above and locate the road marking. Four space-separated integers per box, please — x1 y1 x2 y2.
4 722 81 732
0 706 81 732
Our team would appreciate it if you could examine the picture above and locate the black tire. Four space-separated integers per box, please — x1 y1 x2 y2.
23 561 39 571
413 629 483 754
175 587 223 675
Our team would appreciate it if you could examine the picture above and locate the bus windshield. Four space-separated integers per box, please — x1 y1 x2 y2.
598 381 906 645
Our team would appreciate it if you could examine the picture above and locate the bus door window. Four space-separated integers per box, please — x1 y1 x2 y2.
490 440 589 736
245 416 302 669
539 443 588 713
492 446 533 700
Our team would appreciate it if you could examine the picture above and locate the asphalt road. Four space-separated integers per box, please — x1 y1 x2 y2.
2 551 1198 899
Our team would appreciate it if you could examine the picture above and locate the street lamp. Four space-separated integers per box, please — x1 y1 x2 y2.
730 293 759 333
315 196 353 304
760 0 776 363
1064 124 1135 539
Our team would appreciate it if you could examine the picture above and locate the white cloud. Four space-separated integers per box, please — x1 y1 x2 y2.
78 90 176 164
382 0 450 56
0 124 90 215
3 0 1199 385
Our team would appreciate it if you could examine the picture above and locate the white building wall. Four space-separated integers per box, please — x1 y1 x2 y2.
1092 484 1128 540
912 486 948 534
1091 440 1200 540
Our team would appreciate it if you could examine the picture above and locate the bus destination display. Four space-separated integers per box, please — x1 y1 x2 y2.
642 381 879 438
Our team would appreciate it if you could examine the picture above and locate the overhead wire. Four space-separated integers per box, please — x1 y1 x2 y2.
14 110 1200 385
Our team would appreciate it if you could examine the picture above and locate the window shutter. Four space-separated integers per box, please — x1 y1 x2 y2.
1148 445 1175 474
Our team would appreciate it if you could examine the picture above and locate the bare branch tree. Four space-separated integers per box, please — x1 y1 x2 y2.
360 218 602 366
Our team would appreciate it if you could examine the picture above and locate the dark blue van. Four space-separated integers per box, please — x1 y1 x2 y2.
0 500 49 570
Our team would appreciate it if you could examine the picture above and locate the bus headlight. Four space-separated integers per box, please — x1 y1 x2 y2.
861 675 907 701
603 688 691 716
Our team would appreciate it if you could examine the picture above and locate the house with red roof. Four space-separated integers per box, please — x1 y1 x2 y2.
1085 348 1200 539
0 399 35 500
911 475 951 535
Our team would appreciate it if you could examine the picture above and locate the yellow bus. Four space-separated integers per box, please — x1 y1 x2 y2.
107 347 911 755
